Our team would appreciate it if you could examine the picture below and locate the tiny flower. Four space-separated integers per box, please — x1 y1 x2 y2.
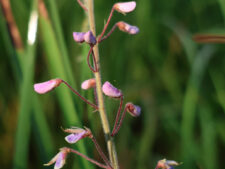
113 1 136 14
44 148 69 169
81 78 96 90
102 81 122 98
73 32 86 43
117 21 139 34
34 78 62 94
84 31 97 45
126 102 141 117
156 159 181 169
64 127 91 144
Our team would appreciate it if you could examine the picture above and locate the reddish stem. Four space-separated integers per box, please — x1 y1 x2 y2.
77 0 88 12
87 46 96 72
62 80 98 110
111 105 128 137
97 8 115 43
99 23 118 42
69 148 110 169
91 136 113 169
91 49 98 72
111 95 124 137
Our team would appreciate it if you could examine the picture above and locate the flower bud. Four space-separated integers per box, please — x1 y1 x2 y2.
84 31 97 45
44 148 69 169
73 32 86 43
63 127 91 144
81 78 96 90
117 21 139 34
126 102 141 117
102 81 122 98
113 1 136 14
34 78 62 94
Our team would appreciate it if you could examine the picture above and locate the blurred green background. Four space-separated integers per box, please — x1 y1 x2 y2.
0 0 225 169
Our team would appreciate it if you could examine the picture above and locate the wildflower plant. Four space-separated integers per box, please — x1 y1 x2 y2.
34 0 180 169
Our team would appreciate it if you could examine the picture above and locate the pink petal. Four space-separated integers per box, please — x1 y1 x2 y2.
34 79 62 94
117 21 139 34
102 81 122 98
65 131 86 144
81 78 96 90
54 151 66 169
114 1 136 13
73 32 86 43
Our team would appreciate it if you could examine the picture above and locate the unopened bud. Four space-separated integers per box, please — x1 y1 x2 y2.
117 21 139 34
102 81 122 98
126 102 141 117
34 78 62 94
81 78 96 90
113 1 136 14
156 159 181 169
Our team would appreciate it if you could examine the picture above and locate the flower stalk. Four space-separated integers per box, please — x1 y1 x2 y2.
87 0 119 168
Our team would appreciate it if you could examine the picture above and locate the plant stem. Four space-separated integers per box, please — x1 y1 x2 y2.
69 148 109 169
62 80 98 109
87 0 119 169
112 106 127 137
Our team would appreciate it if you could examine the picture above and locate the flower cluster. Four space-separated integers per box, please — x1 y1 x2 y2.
34 1 179 169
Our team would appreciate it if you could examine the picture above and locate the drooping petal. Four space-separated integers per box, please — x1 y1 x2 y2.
102 81 122 98
81 78 96 90
126 102 141 117
117 21 139 34
54 151 66 169
65 131 86 144
73 32 86 43
113 1 136 14
84 31 96 45
34 78 62 94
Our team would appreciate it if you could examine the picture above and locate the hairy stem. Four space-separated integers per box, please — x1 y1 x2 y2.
87 0 119 168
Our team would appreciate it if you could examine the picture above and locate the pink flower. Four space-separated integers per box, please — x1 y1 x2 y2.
44 148 69 169
113 1 136 14
81 78 96 90
126 102 141 117
102 81 122 98
117 21 139 34
34 78 62 94
63 127 91 144
73 31 96 45
155 159 181 169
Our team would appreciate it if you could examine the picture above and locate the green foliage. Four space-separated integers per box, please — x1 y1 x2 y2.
0 0 224 169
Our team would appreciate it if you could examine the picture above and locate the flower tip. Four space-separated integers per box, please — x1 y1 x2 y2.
34 78 62 94
117 21 139 34
114 1 136 14
126 103 141 117
81 78 96 90
102 81 122 98
84 31 96 45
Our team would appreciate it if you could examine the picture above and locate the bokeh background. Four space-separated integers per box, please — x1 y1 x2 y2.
0 0 225 169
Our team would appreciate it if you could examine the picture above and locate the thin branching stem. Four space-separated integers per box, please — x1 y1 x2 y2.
77 0 88 12
99 24 118 42
91 136 113 169
62 80 98 109
112 106 127 137
97 8 115 43
69 148 110 169
87 46 96 72
111 95 124 136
